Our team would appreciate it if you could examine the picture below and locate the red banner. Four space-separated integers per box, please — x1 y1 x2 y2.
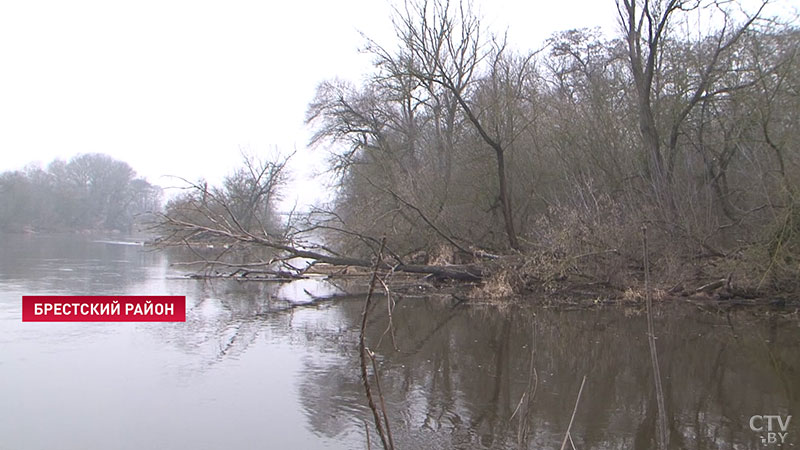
22 296 186 322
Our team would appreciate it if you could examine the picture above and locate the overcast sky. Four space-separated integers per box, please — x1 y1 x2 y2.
0 1 622 208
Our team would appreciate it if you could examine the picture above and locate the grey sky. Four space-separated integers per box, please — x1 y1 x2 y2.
0 0 622 208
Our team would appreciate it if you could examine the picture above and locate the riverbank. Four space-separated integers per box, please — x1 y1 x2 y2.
169 256 800 314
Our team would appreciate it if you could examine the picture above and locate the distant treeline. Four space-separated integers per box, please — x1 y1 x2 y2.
0 153 162 233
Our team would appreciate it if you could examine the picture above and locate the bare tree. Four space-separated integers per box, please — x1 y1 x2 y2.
388 0 526 250
615 0 769 209
160 151 292 250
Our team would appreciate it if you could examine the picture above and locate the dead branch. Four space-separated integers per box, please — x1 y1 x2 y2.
157 213 484 281
560 375 587 450
359 238 394 450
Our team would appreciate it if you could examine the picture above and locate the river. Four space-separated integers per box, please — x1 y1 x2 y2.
0 233 797 449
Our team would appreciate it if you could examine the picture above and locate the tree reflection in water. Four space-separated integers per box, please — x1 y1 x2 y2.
287 295 798 449
144 276 798 449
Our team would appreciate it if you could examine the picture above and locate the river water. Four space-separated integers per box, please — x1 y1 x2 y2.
0 233 797 449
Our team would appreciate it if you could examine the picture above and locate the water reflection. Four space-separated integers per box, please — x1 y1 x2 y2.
0 233 160 289
0 233 797 449
291 299 799 449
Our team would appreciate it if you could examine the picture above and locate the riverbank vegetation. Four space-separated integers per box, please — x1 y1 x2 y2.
157 0 799 302
0 153 162 233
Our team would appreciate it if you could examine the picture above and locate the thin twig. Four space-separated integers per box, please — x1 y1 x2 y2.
375 276 401 352
568 432 578 450
369 349 396 450
359 237 392 450
511 391 526 421
560 375 587 450
643 224 669 450
515 322 537 448
364 419 371 450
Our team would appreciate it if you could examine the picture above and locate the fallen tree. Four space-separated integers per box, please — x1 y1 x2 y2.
155 213 484 281
152 159 488 282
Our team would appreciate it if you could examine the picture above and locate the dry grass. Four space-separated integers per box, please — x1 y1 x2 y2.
623 287 668 302
427 244 455 266
471 269 516 300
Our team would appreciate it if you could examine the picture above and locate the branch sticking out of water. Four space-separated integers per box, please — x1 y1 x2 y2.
643 224 669 449
370 349 394 449
560 375 586 450
512 321 538 449
359 237 394 450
